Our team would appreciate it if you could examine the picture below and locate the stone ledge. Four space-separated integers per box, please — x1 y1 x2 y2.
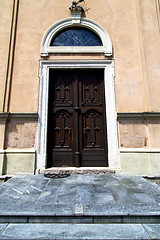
40 167 116 176
117 112 160 119
0 113 38 120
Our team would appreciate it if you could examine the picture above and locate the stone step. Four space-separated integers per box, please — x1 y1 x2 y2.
0 223 159 239
0 215 160 224
0 174 160 225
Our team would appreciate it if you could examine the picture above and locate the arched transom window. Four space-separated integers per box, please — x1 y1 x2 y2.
50 27 103 47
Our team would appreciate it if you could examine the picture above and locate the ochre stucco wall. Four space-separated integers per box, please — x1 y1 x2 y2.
0 0 13 112
139 0 160 111
8 0 160 113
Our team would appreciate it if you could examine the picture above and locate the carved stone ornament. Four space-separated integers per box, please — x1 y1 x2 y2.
69 0 84 17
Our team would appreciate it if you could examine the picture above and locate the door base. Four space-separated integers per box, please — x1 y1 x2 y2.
40 167 115 176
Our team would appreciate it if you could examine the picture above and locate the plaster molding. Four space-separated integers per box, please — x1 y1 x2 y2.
41 17 112 57
117 112 160 119
0 112 38 120
37 60 119 171
0 113 9 120
8 113 38 119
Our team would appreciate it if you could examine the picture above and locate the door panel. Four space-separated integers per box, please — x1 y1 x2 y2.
54 110 72 148
48 71 74 167
81 71 103 107
80 70 107 166
47 69 108 167
83 110 101 148
53 72 73 107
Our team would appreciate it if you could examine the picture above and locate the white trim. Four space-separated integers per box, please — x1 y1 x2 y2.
120 148 160 153
0 149 5 154
0 149 36 154
41 17 112 57
37 60 120 171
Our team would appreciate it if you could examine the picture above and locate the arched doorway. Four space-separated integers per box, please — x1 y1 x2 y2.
37 17 119 171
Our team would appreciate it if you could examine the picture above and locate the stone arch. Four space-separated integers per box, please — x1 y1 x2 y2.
41 17 113 57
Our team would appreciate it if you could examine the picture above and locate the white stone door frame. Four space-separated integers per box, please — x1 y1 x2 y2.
37 60 120 171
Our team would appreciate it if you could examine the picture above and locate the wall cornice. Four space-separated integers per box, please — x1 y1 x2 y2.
117 112 160 119
0 113 9 120
0 112 38 120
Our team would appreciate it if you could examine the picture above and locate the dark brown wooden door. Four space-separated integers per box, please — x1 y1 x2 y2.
47 69 108 167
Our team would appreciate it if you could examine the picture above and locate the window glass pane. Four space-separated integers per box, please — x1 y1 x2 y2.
50 27 102 46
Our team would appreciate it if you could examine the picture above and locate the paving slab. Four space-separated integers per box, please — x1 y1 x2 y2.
0 224 8 235
143 224 160 239
0 203 75 216
0 223 151 239
83 203 160 216
0 174 160 220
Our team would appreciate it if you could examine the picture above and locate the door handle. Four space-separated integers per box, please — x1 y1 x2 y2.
69 128 73 141
84 127 90 135
74 107 81 112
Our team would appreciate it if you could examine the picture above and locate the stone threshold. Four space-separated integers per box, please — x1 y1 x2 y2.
40 167 116 176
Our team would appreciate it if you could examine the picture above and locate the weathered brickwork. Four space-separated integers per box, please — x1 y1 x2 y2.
5 120 37 148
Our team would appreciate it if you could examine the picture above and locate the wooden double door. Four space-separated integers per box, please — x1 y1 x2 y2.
47 69 108 167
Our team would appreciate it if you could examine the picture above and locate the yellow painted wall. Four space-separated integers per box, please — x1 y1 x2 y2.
0 0 13 112
7 0 160 113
